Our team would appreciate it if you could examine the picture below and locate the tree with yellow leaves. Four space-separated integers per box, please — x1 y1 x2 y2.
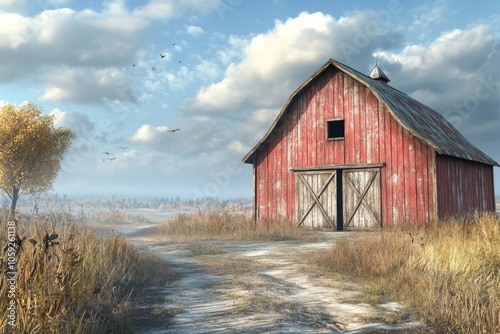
0 102 75 217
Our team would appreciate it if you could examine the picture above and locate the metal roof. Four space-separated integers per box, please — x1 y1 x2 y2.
242 59 499 167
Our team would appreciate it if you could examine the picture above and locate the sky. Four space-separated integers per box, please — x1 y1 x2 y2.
0 0 499 199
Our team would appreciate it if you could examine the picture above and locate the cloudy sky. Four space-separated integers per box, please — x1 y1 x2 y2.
1 0 499 199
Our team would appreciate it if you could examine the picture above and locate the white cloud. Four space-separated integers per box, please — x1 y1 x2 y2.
193 59 221 82
132 0 221 20
47 0 72 6
0 12 31 49
252 108 280 125
0 7 145 95
100 149 157 172
375 25 498 101
216 35 249 65
404 26 491 72
132 1 176 19
0 0 223 101
227 140 248 154
188 11 403 117
41 67 136 104
0 0 19 5
49 108 95 133
185 25 204 36
410 0 449 36
131 124 170 146
49 108 109 164
0 7 145 53
0 0 27 11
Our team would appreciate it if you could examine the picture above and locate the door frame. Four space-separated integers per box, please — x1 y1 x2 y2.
290 163 385 230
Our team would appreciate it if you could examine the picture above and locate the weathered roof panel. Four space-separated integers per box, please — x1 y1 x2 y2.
242 59 499 167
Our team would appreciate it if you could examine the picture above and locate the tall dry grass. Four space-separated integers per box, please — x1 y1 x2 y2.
156 210 322 242
0 211 171 333
314 213 500 333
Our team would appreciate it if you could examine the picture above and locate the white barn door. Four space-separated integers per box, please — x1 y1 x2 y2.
296 171 337 229
342 168 382 229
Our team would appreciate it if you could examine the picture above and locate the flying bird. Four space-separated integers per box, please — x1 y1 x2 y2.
119 146 128 150
103 152 111 155
178 61 182 64
107 157 116 161
160 53 166 58
172 43 176 46
152 67 156 71
168 129 180 133
132 63 137 67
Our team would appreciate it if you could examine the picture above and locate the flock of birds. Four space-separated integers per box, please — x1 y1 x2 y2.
102 129 180 162
102 147 126 162
132 43 182 72
102 43 182 164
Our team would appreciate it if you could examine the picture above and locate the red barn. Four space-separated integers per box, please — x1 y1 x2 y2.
242 59 498 229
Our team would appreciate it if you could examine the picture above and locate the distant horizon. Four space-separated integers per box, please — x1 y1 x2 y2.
4 192 498 220
3 191 498 205
2 192 253 203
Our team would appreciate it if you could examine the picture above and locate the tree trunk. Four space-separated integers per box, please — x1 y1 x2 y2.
9 186 19 219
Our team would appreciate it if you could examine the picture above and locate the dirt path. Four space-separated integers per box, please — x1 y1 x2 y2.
118 213 431 333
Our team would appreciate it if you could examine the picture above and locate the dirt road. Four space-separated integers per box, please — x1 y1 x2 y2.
120 215 431 333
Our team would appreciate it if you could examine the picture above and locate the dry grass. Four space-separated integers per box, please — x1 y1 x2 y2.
0 211 172 333
81 210 151 227
155 210 324 242
313 213 500 333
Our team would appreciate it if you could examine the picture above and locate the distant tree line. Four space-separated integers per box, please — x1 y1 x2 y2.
2 194 252 215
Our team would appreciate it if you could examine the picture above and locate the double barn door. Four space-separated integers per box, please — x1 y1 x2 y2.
296 167 382 230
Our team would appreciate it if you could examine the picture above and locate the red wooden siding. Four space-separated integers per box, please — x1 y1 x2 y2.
253 68 437 227
436 155 495 218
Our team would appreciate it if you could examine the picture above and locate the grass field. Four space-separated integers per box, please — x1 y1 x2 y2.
2 207 498 333
154 209 324 243
0 210 172 333
312 213 500 333
145 209 500 332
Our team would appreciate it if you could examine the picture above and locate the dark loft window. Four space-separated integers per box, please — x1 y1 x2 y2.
327 119 345 140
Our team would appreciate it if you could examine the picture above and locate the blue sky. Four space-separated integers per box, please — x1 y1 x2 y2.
0 0 499 199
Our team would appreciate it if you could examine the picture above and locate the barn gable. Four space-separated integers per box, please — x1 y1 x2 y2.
243 59 498 167
242 58 497 228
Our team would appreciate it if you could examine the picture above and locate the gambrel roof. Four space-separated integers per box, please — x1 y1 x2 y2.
242 58 499 167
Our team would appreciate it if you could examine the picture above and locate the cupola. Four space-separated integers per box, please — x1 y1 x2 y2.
368 64 390 84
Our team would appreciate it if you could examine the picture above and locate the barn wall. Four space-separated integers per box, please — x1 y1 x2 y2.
254 68 437 226
436 155 495 219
